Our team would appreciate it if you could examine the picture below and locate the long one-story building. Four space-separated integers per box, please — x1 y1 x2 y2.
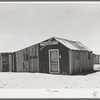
0 37 93 74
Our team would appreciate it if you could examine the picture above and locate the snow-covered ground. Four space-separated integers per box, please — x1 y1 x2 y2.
0 64 100 89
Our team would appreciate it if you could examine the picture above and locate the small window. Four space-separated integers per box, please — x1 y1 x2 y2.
23 53 29 61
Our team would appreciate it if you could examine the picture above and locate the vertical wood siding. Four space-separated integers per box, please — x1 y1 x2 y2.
0 54 2 71
69 50 93 74
0 53 15 72
16 50 23 72
8 54 12 72
15 44 39 72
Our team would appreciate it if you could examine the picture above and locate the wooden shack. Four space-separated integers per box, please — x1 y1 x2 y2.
0 53 16 72
39 37 93 74
15 44 39 72
0 37 93 75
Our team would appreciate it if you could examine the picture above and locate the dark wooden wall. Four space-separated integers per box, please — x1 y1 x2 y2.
69 50 93 74
15 44 39 72
0 54 2 71
0 53 16 72
39 40 70 74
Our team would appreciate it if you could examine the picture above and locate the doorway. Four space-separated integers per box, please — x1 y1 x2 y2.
49 49 60 73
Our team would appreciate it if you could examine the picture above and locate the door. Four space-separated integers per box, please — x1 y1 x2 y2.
49 49 60 73
23 53 29 72
2 55 9 72
29 56 36 72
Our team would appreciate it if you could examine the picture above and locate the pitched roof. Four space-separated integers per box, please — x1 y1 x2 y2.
54 37 92 51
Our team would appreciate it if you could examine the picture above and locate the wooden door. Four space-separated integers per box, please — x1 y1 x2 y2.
49 49 60 73
29 56 36 72
23 53 29 72
2 55 9 72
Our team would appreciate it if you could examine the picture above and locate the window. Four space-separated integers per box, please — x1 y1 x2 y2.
23 53 29 61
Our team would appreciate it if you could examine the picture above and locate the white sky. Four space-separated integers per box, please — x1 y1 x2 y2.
0 2 100 54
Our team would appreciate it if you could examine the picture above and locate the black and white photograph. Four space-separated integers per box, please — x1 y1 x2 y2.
0 1 100 98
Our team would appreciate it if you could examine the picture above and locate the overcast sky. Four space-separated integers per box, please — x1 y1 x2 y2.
0 2 100 54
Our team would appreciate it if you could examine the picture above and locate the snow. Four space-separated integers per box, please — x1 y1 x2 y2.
0 70 100 89
0 64 100 89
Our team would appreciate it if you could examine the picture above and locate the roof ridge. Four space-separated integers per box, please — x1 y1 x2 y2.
54 37 76 42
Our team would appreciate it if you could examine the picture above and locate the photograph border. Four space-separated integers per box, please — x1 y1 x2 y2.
0 0 100 99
